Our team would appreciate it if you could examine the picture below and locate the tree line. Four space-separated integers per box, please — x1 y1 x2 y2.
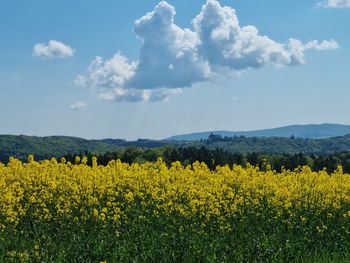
61 146 350 173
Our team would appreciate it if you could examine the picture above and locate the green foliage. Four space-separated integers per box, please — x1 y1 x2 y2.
0 135 121 162
3 134 350 170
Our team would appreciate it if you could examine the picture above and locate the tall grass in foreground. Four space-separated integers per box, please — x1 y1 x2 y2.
1 156 350 262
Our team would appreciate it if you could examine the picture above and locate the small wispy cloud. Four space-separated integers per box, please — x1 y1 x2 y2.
33 40 75 59
304 40 339 50
98 88 182 102
69 101 87 110
318 0 350 8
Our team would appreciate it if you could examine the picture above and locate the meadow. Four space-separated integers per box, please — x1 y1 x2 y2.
1 156 350 262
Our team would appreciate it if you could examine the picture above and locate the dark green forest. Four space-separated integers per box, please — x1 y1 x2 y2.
61 146 350 174
2 134 350 173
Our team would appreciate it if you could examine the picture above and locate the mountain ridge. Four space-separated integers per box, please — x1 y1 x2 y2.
166 123 350 141
2 124 350 163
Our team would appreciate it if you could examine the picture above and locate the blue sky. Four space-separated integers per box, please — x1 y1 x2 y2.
0 0 349 140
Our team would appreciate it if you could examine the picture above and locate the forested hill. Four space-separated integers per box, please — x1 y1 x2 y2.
195 134 350 154
0 135 171 162
2 133 350 163
167 123 350 141
0 135 116 161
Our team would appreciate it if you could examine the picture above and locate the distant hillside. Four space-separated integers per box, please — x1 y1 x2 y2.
0 135 120 161
0 135 178 162
166 124 350 141
3 130 350 163
191 134 350 155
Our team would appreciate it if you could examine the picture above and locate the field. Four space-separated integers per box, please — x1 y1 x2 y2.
1 156 350 262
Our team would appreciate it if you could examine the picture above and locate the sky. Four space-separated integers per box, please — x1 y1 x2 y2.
0 0 349 140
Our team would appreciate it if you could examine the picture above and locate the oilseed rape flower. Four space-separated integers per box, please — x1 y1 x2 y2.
1 157 350 262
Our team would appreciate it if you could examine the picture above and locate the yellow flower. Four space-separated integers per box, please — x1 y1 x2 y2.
92 209 99 218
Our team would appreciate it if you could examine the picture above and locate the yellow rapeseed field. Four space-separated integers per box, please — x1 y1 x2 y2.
1 156 350 262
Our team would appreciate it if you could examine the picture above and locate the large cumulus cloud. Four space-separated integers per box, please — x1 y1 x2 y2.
193 0 338 68
77 0 338 102
127 2 211 90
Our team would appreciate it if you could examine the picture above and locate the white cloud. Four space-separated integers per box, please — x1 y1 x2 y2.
77 0 338 102
33 40 75 59
304 40 339 50
75 53 136 88
193 0 338 69
126 1 211 90
98 88 182 102
285 39 338 64
69 101 87 110
319 0 350 8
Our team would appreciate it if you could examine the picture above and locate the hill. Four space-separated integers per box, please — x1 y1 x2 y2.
0 135 176 162
0 135 120 161
2 131 350 163
166 123 350 141
192 134 350 155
